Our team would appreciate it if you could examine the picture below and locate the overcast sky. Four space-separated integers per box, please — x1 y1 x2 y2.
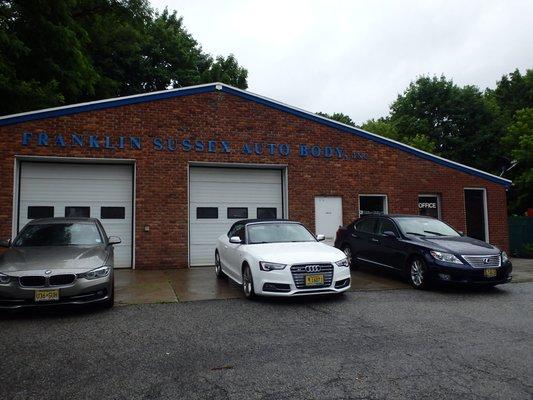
150 0 532 124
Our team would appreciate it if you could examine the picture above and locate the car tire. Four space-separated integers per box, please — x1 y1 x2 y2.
242 264 256 299
342 245 359 270
101 281 115 309
408 257 430 290
214 251 225 279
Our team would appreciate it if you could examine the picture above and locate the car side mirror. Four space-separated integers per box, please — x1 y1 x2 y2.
229 236 243 244
316 234 326 241
0 239 11 248
383 231 397 238
108 236 122 245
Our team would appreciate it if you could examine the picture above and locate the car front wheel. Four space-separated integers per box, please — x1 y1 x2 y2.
342 245 358 270
215 251 225 279
242 264 256 299
409 258 429 290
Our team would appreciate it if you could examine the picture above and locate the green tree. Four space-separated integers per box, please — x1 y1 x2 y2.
390 75 498 170
361 117 435 152
316 111 356 127
501 108 533 214
0 0 248 115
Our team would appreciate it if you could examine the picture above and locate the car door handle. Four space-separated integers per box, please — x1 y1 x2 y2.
351 233 358 238
371 238 379 243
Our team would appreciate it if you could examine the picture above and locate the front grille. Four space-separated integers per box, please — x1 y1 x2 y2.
19 276 46 287
50 274 76 286
291 263 334 289
462 255 501 268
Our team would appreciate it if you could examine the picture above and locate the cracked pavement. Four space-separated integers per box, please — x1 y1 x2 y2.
1 283 532 399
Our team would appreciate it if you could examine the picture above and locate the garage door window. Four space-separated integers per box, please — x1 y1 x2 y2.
418 195 440 219
27 206 54 219
65 206 90 218
257 208 277 219
101 207 126 219
227 207 248 219
359 195 388 216
197 207 218 219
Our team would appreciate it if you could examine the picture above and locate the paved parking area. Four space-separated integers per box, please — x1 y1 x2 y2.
115 258 533 304
1 283 532 399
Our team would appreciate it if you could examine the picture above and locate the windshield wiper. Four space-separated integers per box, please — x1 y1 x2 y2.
423 230 445 236
405 232 426 237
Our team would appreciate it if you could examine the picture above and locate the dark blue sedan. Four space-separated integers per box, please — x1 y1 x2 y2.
334 214 512 289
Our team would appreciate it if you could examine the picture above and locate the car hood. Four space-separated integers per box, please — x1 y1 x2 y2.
244 242 346 264
0 245 108 274
410 236 499 255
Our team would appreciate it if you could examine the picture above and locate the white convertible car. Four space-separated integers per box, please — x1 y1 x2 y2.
215 219 351 298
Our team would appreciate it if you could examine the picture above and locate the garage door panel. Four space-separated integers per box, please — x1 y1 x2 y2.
19 163 133 268
189 167 283 266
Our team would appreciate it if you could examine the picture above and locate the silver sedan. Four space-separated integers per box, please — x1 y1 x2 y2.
0 218 120 309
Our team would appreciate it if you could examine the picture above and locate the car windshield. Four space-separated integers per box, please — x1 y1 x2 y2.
247 223 316 244
395 217 459 237
14 223 103 247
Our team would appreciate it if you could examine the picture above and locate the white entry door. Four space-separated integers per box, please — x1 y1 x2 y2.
315 197 343 245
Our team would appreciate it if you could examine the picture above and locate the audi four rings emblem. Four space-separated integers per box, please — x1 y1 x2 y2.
305 265 321 273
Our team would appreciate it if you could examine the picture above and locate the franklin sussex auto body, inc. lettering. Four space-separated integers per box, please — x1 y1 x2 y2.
20 132 370 161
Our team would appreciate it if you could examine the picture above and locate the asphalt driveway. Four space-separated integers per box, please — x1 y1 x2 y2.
1 283 532 400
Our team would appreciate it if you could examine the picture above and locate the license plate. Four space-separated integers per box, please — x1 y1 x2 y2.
305 275 324 286
35 289 59 302
484 268 497 278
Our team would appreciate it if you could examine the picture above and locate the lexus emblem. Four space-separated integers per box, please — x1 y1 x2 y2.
305 265 321 273
483 258 491 264
45 270 52 275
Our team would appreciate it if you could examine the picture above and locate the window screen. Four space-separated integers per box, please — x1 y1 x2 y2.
418 195 440 219
27 206 54 219
257 208 277 219
101 207 126 219
227 207 248 219
359 195 386 216
65 207 90 218
197 207 218 219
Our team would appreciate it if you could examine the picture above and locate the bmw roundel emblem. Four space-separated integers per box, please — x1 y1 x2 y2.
45 270 52 275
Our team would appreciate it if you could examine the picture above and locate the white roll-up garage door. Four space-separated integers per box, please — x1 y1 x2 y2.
189 167 284 266
18 162 133 268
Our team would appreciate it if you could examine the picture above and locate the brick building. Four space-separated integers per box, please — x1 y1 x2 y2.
0 83 511 269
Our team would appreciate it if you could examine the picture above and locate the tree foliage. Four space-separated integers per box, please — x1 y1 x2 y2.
316 111 356 127
0 0 248 114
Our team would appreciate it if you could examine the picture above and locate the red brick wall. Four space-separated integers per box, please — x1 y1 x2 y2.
0 91 510 267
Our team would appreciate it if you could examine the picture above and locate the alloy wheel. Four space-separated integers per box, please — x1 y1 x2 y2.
343 247 352 267
410 259 424 287
243 267 254 298
215 253 222 277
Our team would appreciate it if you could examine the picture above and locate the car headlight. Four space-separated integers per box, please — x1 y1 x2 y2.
430 251 463 264
259 262 286 271
335 258 350 268
501 251 509 264
79 266 111 280
0 272 10 284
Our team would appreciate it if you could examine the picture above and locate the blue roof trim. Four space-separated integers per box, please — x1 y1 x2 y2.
0 82 511 187
0 85 216 127
219 85 511 188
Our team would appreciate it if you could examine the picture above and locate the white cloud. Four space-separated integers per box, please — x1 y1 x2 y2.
150 0 533 124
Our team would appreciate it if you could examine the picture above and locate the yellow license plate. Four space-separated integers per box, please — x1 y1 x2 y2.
484 268 497 278
35 289 59 302
305 275 324 286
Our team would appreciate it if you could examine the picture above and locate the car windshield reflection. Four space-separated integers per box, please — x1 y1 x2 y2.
247 223 317 244
396 217 460 237
14 223 103 247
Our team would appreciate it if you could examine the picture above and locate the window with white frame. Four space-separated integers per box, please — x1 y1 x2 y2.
418 194 441 219
359 195 388 216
